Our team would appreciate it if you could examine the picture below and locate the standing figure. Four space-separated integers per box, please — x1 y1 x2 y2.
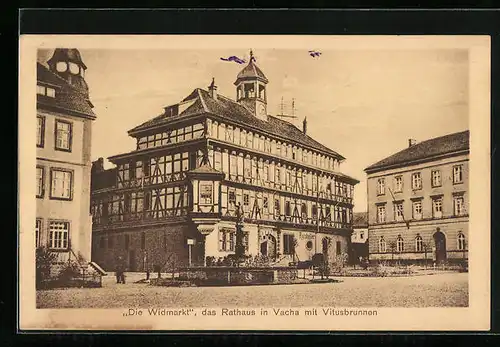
116 256 126 284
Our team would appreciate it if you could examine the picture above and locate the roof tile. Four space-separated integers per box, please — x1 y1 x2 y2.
129 88 344 159
37 63 95 118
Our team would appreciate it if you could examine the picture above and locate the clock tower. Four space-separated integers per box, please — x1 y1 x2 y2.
234 50 269 121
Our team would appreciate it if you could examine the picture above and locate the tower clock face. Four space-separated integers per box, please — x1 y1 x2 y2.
257 103 266 117
56 62 67 72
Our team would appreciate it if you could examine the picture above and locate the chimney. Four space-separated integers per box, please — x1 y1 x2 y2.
302 117 308 134
208 77 218 100
92 157 105 174
408 139 417 147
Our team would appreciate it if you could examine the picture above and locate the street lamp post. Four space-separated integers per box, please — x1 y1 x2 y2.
235 202 245 265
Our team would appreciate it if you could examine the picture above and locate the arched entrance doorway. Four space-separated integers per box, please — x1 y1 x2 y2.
433 230 447 263
260 234 277 259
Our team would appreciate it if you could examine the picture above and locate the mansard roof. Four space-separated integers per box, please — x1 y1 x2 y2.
129 88 344 160
36 62 95 118
365 130 469 173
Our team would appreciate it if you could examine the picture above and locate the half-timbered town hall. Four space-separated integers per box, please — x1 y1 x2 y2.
90 51 359 271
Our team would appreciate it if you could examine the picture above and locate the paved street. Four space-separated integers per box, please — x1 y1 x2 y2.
37 272 468 308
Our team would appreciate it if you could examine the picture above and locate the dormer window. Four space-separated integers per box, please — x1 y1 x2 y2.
37 84 56 98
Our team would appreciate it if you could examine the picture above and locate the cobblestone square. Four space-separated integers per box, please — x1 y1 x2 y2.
37 272 468 308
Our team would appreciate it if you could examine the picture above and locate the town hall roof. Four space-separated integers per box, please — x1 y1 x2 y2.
234 57 269 84
128 88 345 160
37 62 95 118
365 130 469 173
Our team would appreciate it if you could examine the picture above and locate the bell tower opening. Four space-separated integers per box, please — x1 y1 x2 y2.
47 48 89 93
234 50 269 121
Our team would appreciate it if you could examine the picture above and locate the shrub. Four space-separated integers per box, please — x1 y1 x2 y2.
58 261 83 283
36 247 58 289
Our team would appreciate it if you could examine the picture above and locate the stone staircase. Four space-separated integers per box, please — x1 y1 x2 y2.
88 261 107 276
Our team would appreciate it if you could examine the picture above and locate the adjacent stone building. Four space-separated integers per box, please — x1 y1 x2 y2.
351 212 369 262
36 49 96 263
365 131 469 265
90 51 359 271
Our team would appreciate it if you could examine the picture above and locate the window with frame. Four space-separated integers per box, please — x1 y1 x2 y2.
244 157 251 179
218 230 226 251
412 200 422 220
36 166 44 198
264 139 271 153
37 84 56 97
415 235 423 252
432 197 443 218
230 155 238 177
394 176 403 192
394 203 404 222
285 201 291 216
457 232 466 250
453 165 463 184
55 120 72 151
431 170 442 187
283 234 295 255
378 237 386 253
377 205 386 223
301 203 307 219
396 236 404 252
199 183 213 205
411 172 422 190
48 221 69 250
263 197 269 210
228 189 236 207
218 229 235 251
275 168 281 184
246 132 253 148
50 169 72 200
37 116 45 147
312 204 318 219
243 193 250 208
274 199 280 215
453 195 466 216
214 151 222 171
35 219 42 248
225 126 234 143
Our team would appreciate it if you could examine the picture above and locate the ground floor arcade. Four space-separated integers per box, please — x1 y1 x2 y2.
91 220 352 272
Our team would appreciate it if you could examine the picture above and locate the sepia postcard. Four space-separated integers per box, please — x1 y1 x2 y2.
18 35 491 331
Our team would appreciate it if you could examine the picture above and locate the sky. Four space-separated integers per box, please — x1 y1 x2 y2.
38 48 469 212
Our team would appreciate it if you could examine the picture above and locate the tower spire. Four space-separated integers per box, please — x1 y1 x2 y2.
250 49 255 62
